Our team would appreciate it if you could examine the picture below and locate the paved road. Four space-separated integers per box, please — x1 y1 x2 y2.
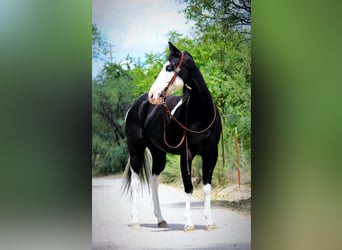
92 177 251 250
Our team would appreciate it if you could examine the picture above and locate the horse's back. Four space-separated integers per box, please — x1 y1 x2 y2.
125 93 150 145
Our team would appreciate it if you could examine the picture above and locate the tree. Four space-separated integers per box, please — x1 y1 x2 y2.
92 63 135 174
92 24 110 63
178 0 251 35
128 51 167 96
174 0 251 175
92 25 135 174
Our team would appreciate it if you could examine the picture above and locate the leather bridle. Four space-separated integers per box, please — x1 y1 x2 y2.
160 52 185 100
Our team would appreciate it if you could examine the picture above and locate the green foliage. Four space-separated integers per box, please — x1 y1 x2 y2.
178 0 251 35
92 63 134 175
130 52 167 96
160 155 182 184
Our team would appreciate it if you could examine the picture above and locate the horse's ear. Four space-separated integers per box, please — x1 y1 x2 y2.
168 42 181 58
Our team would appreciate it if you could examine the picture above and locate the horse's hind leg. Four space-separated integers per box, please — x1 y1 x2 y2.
128 145 145 228
202 148 218 230
149 147 168 228
130 167 140 228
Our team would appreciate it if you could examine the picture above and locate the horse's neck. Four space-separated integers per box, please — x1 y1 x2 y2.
185 70 214 121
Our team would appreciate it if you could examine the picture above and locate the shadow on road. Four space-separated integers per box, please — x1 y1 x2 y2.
164 201 203 209
139 223 208 232
164 199 251 214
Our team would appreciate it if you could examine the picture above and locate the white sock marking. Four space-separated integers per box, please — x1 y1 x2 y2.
203 184 214 226
184 193 194 227
151 174 165 223
130 167 140 224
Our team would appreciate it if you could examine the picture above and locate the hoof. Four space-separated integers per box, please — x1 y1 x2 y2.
158 220 169 228
184 225 196 232
205 224 218 231
131 223 140 229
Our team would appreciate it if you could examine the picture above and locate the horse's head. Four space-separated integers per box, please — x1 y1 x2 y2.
148 42 189 105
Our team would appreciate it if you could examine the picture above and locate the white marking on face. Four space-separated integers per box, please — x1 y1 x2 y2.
148 61 184 104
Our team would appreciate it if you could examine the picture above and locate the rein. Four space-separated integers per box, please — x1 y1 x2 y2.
162 99 217 134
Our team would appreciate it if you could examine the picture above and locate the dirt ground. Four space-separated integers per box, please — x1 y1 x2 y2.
192 183 251 215
171 180 251 215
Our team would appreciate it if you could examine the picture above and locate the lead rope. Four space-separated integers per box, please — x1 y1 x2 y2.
162 95 192 176
163 115 186 149
184 96 190 176
185 134 190 176
162 116 191 176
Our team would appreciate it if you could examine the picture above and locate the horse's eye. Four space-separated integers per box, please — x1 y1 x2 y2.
165 64 173 72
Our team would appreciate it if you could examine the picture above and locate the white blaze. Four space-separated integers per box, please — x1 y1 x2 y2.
148 62 184 104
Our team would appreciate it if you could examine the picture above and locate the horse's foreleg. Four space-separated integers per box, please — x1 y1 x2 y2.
180 153 195 232
203 183 217 230
151 174 168 227
130 168 140 228
150 149 168 228
184 192 195 231
202 150 218 231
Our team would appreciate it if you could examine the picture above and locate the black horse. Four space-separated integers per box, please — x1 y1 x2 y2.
123 42 222 231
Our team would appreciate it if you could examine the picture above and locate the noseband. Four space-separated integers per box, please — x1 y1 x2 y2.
160 52 185 99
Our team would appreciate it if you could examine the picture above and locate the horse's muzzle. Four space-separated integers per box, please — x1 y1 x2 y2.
148 91 164 105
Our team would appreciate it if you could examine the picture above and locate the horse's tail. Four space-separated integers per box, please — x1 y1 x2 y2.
121 148 152 196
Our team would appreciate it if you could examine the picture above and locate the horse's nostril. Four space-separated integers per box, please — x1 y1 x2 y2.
150 93 153 99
